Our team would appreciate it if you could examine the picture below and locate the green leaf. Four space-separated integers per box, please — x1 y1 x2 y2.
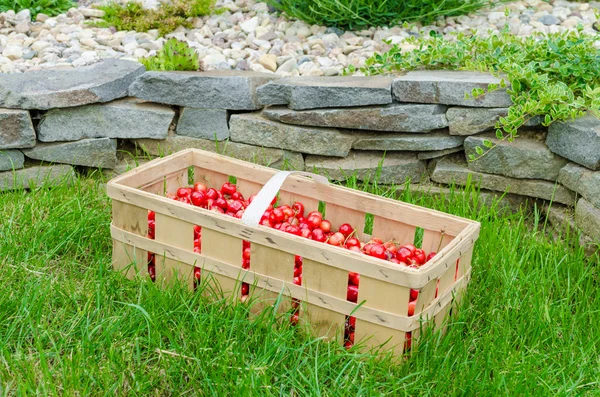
483 139 494 148
475 146 484 155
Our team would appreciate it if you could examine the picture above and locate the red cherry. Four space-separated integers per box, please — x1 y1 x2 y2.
348 272 359 286
403 244 417 254
320 220 332 233
396 247 412 263
270 208 285 223
243 247 251 261
348 331 355 343
280 205 294 220
290 313 299 326
308 211 322 219
205 188 219 200
384 242 397 255
347 285 358 303
190 191 205 206
215 197 228 210
344 340 353 349
210 207 224 214
415 252 426 266
293 276 302 285
227 200 244 213
260 219 272 228
410 289 419 301
328 232 344 246
242 258 250 269
235 210 244 218
345 237 361 248
179 196 191 205
426 252 437 262
231 191 244 201
294 266 302 277
193 182 207 193
408 301 416 317
307 215 321 229
194 224 201 235
389 258 400 264
369 244 386 260
349 246 361 253
241 283 249 296
372 238 383 245
148 264 156 281
311 228 326 242
286 225 302 236
292 202 305 217
300 228 312 239
193 267 201 281
177 187 192 198
346 316 356 330
363 243 375 254
221 182 237 196
338 223 354 237
148 210 155 221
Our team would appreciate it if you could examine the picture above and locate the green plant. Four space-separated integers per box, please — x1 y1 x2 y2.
351 27 600 159
264 0 502 30
93 0 221 36
0 0 72 17
140 39 200 71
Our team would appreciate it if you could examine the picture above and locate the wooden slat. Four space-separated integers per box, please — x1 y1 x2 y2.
421 230 454 255
142 179 165 196
154 213 195 290
108 184 479 289
201 228 243 299
235 178 263 202
372 216 416 247
355 276 410 355
190 149 472 236
301 259 348 341
165 169 188 196
249 244 295 314
112 225 472 332
411 277 438 342
324 203 366 242
195 167 230 192
114 149 193 188
111 201 148 279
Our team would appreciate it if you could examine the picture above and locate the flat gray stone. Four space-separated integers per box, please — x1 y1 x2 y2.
0 109 36 149
262 103 447 133
37 98 174 142
393 71 512 107
305 151 426 184
417 147 463 160
558 163 600 209
447 107 508 135
352 132 464 152
575 199 600 241
229 113 353 157
465 131 568 181
176 108 229 141
257 76 393 110
0 59 144 110
0 165 75 191
0 150 25 171
22 138 117 169
429 154 576 205
133 136 304 170
546 114 600 170
129 71 276 110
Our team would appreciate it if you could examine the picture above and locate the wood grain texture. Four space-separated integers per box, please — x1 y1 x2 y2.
111 201 148 279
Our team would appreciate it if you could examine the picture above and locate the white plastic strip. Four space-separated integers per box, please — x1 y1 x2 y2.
241 171 329 227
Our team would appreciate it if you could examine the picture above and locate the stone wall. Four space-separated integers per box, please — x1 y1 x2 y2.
1 59 599 249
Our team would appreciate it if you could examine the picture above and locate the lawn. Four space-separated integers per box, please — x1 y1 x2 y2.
0 172 598 395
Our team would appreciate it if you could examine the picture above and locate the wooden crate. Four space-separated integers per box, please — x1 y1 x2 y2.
107 149 480 357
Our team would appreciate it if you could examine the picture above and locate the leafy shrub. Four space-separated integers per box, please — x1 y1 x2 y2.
0 0 72 17
264 0 499 30
93 0 221 36
140 38 200 71
352 27 600 157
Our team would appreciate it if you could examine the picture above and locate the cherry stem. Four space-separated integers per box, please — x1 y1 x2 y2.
342 228 357 246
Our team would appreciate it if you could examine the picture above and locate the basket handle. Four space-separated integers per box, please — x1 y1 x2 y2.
241 171 329 227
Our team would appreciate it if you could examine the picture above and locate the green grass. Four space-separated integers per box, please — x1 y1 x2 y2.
0 0 72 17
1 171 599 395
264 0 502 30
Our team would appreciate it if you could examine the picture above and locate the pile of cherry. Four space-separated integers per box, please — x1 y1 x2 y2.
146 181 437 350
